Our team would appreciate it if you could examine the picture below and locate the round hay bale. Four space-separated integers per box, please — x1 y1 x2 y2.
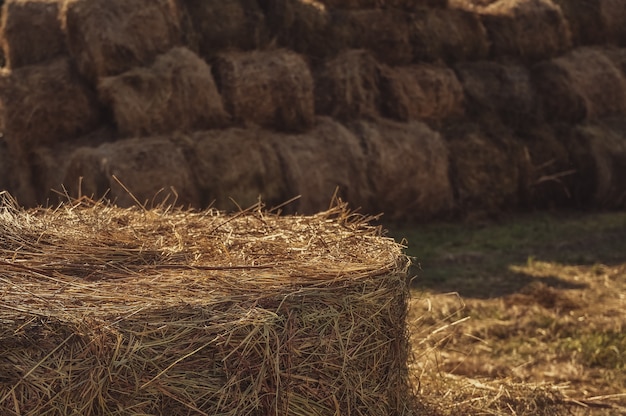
314 49 382 121
98 47 228 138
63 0 182 82
188 127 288 211
331 9 412 65
379 63 465 123
270 116 371 215
181 0 268 60
552 0 626 46
455 60 540 128
0 0 66 69
349 119 453 221
0 199 413 415
479 0 572 62
443 120 527 216
214 49 315 133
64 136 201 208
532 47 626 122
410 8 490 63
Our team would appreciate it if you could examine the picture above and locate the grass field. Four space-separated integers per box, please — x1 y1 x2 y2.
390 210 626 415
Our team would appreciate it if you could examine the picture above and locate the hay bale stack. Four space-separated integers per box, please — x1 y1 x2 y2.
315 49 382 120
63 0 182 82
443 121 527 215
214 49 314 132
63 136 201 208
349 119 453 221
410 8 490 63
98 47 228 138
479 0 571 62
0 0 66 69
379 63 465 123
0 196 413 415
552 0 626 46
182 0 268 60
532 47 626 122
188 127 288 210
455 60 540 128
270 117 371 215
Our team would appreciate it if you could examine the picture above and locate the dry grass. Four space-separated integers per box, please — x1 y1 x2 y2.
0 192 414 415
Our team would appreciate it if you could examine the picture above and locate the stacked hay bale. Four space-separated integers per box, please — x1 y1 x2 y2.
0 196 414 415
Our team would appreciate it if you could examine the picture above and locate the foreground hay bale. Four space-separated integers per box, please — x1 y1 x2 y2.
63 0 182 82
479 0 571 62
63 136 201 208
349 119 453 221
98 47 228 138
532 47 626 122
214 49 314 132
0 0 66 69
315 49 382 121
379 63 465 123
0 196 414 415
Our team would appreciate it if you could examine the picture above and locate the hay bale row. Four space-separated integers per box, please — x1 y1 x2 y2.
98 47 229 138
0 195 413 415
0 0 66 69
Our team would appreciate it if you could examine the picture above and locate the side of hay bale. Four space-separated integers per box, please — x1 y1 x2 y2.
455 60 540 128
188 127 288 210
314 49 382 121
269 116 372 215
63 0 182 82
63 136 201 207
214 49 315 132
181 0 268 60
532 47 626 122
379 63 465 123
410 8 490 63
479 0 572 62
98 47 229 138
0 0 66 69
349 119 454 221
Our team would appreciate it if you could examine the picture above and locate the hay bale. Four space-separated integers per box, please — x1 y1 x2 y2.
63 136 201 208
479 0 572 62
532 47 626 122
332 9 413 65
0 0 66 69
600 0 626 47
214 49 314 132
270 117 372 215
188 127 288 210
443 120 526 216
552 0 626 46
63 0 182 82
182 0 268 59
314 49 382 121
349 119 453 221
410 8 490 62
98 47 228 138
0 196 414 415
379 63 465 123
455 60 540 128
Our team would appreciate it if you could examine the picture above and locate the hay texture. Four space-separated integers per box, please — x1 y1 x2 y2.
0 0 66 69
410 8 490 63
455 60 539 128
349 119 453 221
0 194 413 415
63 136 201 208
182 0 268 60
98 47 228 138
314 49 382 121
479 0 572 62
318 0 447 9
63 0 181 82
188 127 287 211
532 47 626 122
552 0 626 46
214 49 314 133
380 63 465 123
